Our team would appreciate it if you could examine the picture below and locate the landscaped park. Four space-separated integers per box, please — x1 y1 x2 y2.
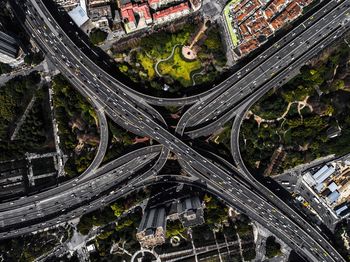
158 46 201 87
112 22 227 92
239 40 350 176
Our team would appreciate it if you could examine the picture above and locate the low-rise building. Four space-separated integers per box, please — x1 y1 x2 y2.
168 196 205 227
297 155 350 225
227 0 314 57
153 2 190 25
136 207 166 248
327 190 340 205
116 0 191 33
178 196 204 227
89 5 112 21
335 202 350 217
68 5 90 27
53 0 81 11
120 2 153 33
89 0 110 7
86 243 96 252
148 0 184 10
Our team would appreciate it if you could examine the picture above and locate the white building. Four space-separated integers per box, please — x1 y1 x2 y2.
68 5 89 27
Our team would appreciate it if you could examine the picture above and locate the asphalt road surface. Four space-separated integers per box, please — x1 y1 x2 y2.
1 0 350 261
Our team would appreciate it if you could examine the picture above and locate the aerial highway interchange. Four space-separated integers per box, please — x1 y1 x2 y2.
1 0 350 261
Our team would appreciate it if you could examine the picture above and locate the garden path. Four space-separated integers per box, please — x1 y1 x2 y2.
154 44 181 77
249 96 314 127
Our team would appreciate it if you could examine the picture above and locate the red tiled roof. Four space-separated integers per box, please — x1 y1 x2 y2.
120 2 152 23
148 0 160 4
121 7 135 22
286 1 302 19
240 38 259 54
137 3 152 20
153 2 189 20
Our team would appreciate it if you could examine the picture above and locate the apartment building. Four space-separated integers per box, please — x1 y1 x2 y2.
153 2 190 25
120 2 153 32
148 0 184 10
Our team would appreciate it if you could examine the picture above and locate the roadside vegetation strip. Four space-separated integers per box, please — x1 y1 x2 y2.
224 0 240 47
80 99 109 179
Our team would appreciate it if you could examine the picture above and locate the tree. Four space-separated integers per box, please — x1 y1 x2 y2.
115 217 134 231
77 215 94 235
166 220 186 238
204 30 221 51
243 248 256 261
265 236 282 258
330 79 345 92
24 52 44 66
24 53 33 65
110 202 125 217
204 196 228 227
97 230 113 240
89 29 107 45
32 52 44 65
203 194 212 203
0 62 12 75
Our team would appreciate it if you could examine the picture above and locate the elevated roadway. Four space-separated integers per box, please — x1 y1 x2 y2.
1 0 348 261
179 0 350 133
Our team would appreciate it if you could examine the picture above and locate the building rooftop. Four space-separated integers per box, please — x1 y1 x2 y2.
120 0 131 4
89 4 112 21
328 182 339 193
335 203 349 216
229 0 314 56
153 2 189 20
120 2 153 32
327 190 340 204
312 165 329 181
137 206 166 248
138 207 166 233
315 166 336 184
68 5 89 27
315 183 324 193
89 0 111 7
0 31 19 59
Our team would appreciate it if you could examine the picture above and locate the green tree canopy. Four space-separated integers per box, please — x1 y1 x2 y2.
265 236 282 258
166 220 186 238
90 29 107 45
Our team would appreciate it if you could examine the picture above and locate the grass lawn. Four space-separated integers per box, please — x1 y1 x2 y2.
141 25 195 59
137 52 156 79
158 46 202 87
224 0 240 47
